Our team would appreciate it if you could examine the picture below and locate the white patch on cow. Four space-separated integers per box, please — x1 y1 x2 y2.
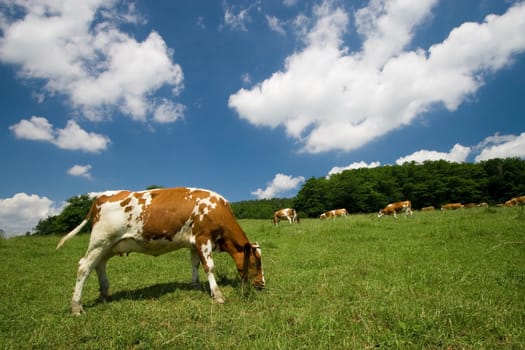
140 191 153 207
200 239 214 270
192 196 219 222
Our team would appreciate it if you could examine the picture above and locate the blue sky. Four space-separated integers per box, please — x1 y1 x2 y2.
1 0 525 236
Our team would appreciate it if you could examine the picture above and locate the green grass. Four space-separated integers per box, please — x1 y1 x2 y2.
1 207 524 349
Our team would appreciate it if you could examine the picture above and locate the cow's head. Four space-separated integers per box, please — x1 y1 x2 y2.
320 213 326 219
241 243 265 289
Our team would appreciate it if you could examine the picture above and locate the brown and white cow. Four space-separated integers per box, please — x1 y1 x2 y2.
505 196 525 206
378 201 413 218
441 203 464 210
56 187 265 315
320 208 348 220
273 208 298 226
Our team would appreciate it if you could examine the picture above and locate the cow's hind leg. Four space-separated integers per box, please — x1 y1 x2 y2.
190 248 203 289
71 247 107 315
95 255 111 301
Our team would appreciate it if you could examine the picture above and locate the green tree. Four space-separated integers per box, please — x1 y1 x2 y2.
294 177 328 217
34 194 94 235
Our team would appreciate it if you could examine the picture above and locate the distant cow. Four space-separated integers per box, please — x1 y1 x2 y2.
441 203 464 210
464 203 477 209
505 196 525 206
56 187 265 315
378 201 413 218
421 206 435 211
320 208 348 220
273 208 298 226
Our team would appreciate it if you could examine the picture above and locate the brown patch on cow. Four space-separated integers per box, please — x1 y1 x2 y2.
140 189 197 241
120 197 131 208
102 191 131 203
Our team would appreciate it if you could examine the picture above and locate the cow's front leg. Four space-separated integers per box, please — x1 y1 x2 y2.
196 239 225 304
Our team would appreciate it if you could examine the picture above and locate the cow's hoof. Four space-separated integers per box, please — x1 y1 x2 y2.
212 294 225 304
71 302 84 316
214 297 225 304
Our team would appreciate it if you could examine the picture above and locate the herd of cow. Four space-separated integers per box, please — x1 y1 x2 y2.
273 195 525 225
56 187 524 315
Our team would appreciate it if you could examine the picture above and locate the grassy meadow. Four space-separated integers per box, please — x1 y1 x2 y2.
1 206 524 349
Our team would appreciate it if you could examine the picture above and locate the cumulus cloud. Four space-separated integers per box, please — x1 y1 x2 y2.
252 173 305 199
0 0 184 123
0 193 61 237
475 132 525 162
68 164 93 179
327 161 381 178
229 0 525 154
10 116 110 153
396 144 471 165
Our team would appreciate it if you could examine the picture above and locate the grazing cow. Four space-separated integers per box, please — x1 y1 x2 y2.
441 203 464 210
378 201 413 218
273 208 298 226
464 203 477 209
505 196 525 206
56 187 265 315
320 208 348 220
421 206 435 211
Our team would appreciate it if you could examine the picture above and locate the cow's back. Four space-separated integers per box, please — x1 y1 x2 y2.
90 188 244 254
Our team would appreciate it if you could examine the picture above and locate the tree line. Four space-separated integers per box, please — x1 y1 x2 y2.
293 158 525 217
32 158 525 235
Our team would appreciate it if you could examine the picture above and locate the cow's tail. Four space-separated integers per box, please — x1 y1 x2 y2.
56 203 95 250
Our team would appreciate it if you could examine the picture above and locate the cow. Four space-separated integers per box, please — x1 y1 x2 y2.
421 206 435 211
273 208 298 226
378 201 413 219
464 203 477 209
505 196 525 206
441 203 464 210
56 187 265 315
320 208 348 220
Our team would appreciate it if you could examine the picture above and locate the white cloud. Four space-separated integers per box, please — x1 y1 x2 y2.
252 173 305 199
0 0 184 122
327 161 381 178
229 1 525 154
396 144 471 165
475 132 525 162
0 193 61 237
8 116 54 141
223 2 260 32
68 164 93 179
10 116 110 153
241 73 252 85
266 15 286 35
153 99 185 123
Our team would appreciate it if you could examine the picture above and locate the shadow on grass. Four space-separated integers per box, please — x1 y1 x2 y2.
86 274 243 308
